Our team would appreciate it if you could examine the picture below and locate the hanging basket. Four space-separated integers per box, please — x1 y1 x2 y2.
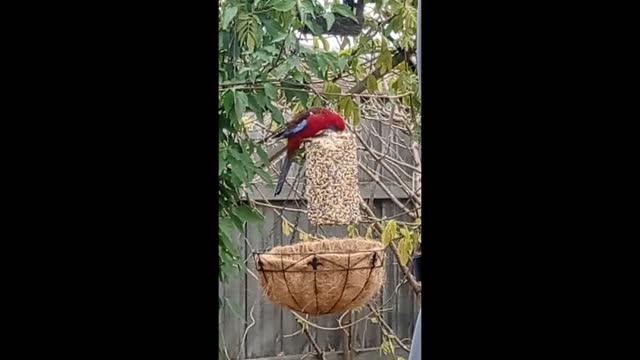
305 132 361 225
254 238 385 315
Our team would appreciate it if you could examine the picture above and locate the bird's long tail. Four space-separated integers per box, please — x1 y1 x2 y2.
256 127 287 145
274 157 293 196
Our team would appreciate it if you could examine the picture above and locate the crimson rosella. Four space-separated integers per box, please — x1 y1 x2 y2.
273 107 346 196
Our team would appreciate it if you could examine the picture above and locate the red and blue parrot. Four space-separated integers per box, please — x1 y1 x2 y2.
272 107 346 196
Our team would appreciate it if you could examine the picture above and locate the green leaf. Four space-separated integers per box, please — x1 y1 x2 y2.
282 219 293 236
337 57 348 71
272 0 297 12
222 91 234 118
398 237 411 266
382 220 398 247
352 106 360 127
255 167 274 186
222 6 238 30
291 101 305 115
267 103 284 125
219 32 231 51
323 12 335 30
300 0 316 16
246 34 256 51
234 91 248 122
398 225 414 266
310 95 323 107
366 75 378 94
262 45 279 55
271 63 289 79
270 30 288 44
236 206 264 223
350 56 359 73
228 146 246 162
256 147 270 166
338 96 354 122
230 213 246 231
286 56 302 69
255 91 270 108
227 172 243 188
389 0 403 12
331 4 357 21
247 94 264 123
347 224 359 238
365 225 374 240
220 218 238 244
227 157 248 182
321 37 330 51
264 83 278 100
284 88 308 105
389 15 403 32
304 17 323 35
262 19 287 43
219 151 226 175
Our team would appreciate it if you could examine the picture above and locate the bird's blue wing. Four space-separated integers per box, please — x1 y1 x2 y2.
280 119 308 138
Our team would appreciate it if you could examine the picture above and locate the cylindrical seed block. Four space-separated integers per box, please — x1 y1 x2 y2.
305 132 361 225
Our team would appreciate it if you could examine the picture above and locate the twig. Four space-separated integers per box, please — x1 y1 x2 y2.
367 303 411 352
218 312 233 360
236 302 257 360
381 274 409 308
377 206 422 222
358 162 412 214
289 308 385 331
302 326 325 360
250 200 308 213
366 148 421 173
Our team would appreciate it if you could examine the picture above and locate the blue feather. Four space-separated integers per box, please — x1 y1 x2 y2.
280 119 308 138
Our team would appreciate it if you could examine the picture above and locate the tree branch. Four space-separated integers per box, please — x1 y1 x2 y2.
367 303 411 352
348 50 411 94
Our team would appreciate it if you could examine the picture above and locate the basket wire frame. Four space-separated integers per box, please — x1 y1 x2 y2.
253 249 385 315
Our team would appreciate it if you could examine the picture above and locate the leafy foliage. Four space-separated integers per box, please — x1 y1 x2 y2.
379 336 396 355
381 219 421 266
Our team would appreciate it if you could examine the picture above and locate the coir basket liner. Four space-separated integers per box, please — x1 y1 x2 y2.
254 238 385 315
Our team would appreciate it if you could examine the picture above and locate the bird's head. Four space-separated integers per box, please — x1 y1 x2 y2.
320 108 346 132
